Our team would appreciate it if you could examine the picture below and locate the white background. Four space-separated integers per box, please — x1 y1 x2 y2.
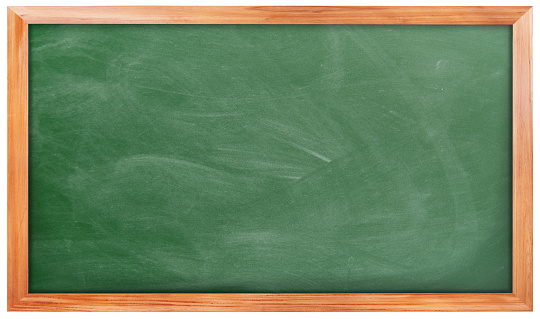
1 0 537 317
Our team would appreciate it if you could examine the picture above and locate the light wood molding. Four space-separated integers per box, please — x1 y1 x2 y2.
8 6 531 24
7 6 533 311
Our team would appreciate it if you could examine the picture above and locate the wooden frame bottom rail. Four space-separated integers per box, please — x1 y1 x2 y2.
9 293 532 311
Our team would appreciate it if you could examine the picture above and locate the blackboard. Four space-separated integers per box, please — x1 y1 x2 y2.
27 24 513 294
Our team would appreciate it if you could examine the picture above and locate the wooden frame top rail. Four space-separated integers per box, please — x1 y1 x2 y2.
8 6 532 24
7 6 533 311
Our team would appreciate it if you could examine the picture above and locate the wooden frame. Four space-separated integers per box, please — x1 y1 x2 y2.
7 6 532 311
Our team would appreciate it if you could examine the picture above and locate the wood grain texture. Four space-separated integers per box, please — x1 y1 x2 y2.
513 8 533 311
7 7 29 311
8 293 531 312
6 6 533 311
8 6 531 25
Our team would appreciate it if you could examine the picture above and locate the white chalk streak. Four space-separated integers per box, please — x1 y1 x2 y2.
288 141 332 163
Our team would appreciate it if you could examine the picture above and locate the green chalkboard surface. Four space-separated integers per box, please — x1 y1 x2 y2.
28 25 512 293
